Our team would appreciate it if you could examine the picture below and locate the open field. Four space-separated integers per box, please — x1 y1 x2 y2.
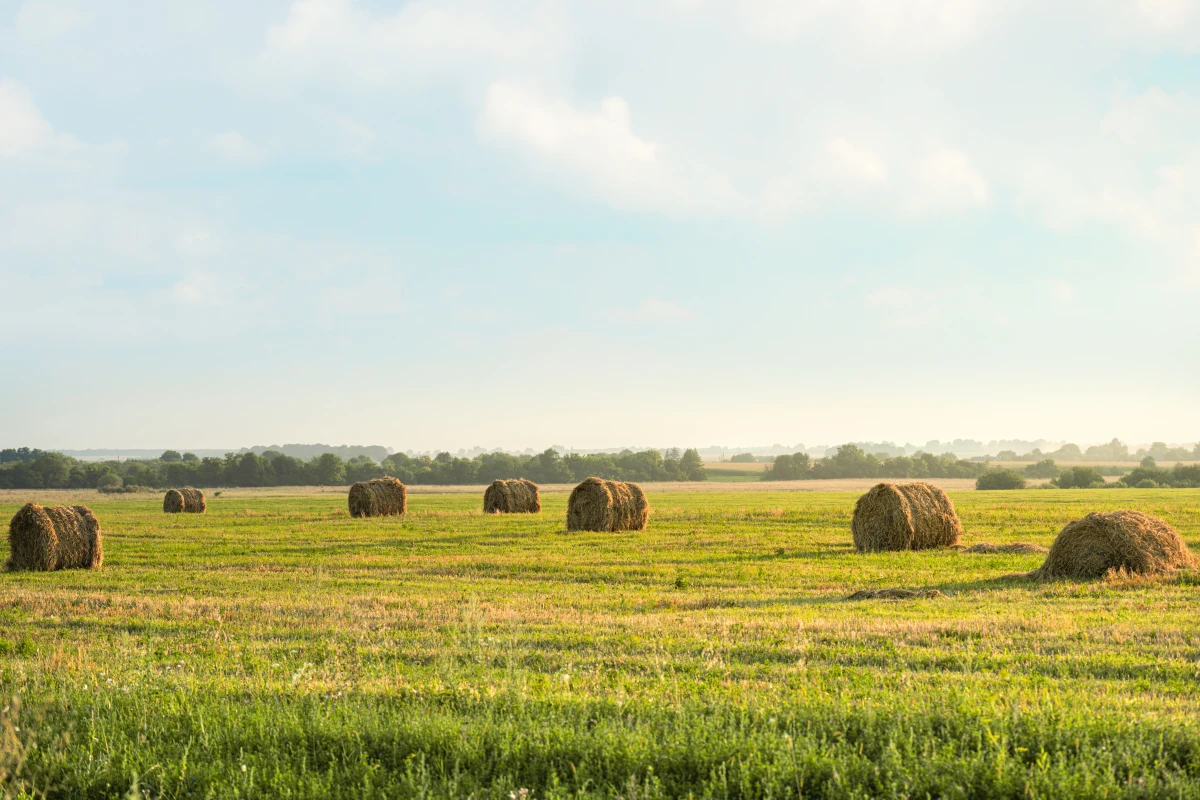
3 487 1200 798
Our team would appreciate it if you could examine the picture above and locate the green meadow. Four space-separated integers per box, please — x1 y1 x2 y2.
2 488 1199 799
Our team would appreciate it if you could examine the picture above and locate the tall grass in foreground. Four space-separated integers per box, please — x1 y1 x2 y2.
1 489 1199 798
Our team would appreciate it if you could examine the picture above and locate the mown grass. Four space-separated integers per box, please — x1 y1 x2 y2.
1 489 1199 798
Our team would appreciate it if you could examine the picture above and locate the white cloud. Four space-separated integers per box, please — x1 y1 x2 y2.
253 0 566 90
15 1 89 39
826 138 887 183
207 131 264 163
609 299 698 324
1041 278 1074 304
478 81 738 214
0 79 79 158
909 148 989 212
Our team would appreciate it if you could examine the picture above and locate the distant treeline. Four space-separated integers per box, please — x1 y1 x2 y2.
996 439 1199 463
762 445 989 481
0 447 706 489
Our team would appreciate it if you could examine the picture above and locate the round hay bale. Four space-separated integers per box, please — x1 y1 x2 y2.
483 478 541 514
181 488 206 513
165 488 206 513
6 503 103 571
851 482 962 552
163 489 185 513
566 477 649 532
348 477 407 518
1032 510 1196 580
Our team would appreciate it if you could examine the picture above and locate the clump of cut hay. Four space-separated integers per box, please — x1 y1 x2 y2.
850 482 962 552
955 543 1048 554
164 488 206 513
1031 510 1195 581
348 477 407 518
6 503 103 571
566 477 649 532
846 588 946 600
483 479 541 514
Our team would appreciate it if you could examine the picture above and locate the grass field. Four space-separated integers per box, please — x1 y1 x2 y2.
2 487 1200 798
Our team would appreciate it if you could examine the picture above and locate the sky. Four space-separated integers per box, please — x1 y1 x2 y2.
1 0 1198 452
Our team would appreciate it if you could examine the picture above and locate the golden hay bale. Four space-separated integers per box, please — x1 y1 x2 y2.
348 477 407 518
163 489 184 513
1031 510 1196 580
483 479 541 514
846 588 946 600
164 488 205 513
566 477 649 532
850 482 963 552
181 488 206 513
6 503 103 571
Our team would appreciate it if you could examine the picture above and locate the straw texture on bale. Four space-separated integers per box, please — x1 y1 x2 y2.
850 482 963 552
483 479 541 514
7 503 103 571
1031 510 1195 580
566 477 649 532
846 588 946 600
181 488 206 513
164 488 206 513
348 477 408 518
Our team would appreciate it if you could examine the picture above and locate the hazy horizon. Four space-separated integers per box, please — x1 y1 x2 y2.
2 1 1197 448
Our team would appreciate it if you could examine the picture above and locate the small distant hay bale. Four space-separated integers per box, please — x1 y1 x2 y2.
851 482 962 552
956 543 1048 554
483 479 541 514
164 488 206 513
348 477 407 518
1031 510 1196 580
846 588 946 600
566 477 649 532
7 503 103 571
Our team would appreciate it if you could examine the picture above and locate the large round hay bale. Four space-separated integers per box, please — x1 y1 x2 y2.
851 482 962 552
348 477 407 518
181 488 206 513
163 489 184 513
6 503 103 571
483 479 541 514
164 488 206 513
1032 510 1196 580
566 477 649 532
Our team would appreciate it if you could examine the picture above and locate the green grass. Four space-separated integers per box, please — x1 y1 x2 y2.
2 489 1200 798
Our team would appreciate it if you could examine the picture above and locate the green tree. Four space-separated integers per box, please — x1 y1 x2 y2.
1023 459 1060 479
976 469 1026 490
311 453 346 486
678 449 706 481
730 453 756 463
161 450 182 463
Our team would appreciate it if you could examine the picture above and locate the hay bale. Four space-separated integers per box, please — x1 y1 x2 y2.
6 503 103 571
164 488 206 513
1032 510 1196 580
483 479 541 514
846 588 946 600
566 477 649 532
163 489 184 513
850 482 963 552
348 477 407 518
181 488 206 513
